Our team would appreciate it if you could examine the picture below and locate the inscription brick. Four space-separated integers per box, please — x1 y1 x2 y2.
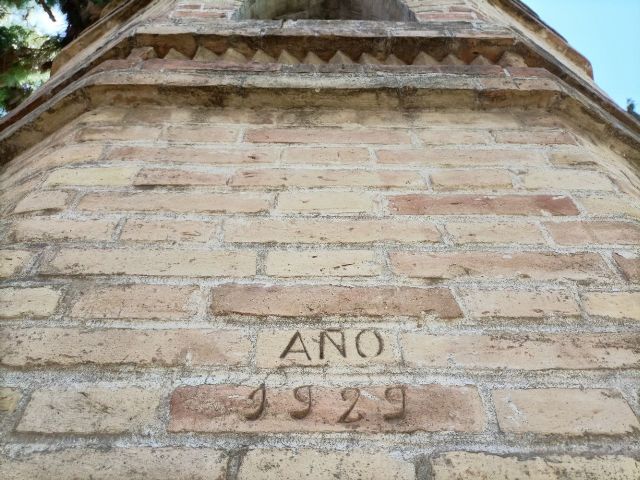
212 284 462 318
13 190 71 214
42 248 256 277
276 191 377 214
12 218 116 242
431 452 640 480
445 222 545 244
282 147 370 164
107 145 278 164
17 388 160 434
134 168 228 187
492 389 640 435
71 284 199 320
169 384 485 433
389 194 578 216
545 221 640 245
238 450 414 480
376 148 543 167
0 250 32 277
0 328 250 367
230 169 423 188
245 128 412 144
265 250 381 277
162 125 238 143
0 448 228 480
402 333 640 369
493 129 576 145
44 167 139 186
583 292 640 320
462 290 580 318
120 220 218 243
0 287 60 318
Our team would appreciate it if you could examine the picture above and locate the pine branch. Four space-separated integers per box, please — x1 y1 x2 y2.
37 0 57 22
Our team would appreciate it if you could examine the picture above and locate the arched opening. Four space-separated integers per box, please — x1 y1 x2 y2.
236 0 417 21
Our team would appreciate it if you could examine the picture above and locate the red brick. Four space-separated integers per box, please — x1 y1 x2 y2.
493 129 577 145
614 253 640 282
282 147 370 164
230 169 423 188
162 125 238 143
212 284 461 318
389 194 578 215
134 168 229 187
245 128 411 145
107 145 278 164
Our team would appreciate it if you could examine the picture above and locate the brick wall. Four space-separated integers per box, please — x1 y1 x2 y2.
1 104 639 477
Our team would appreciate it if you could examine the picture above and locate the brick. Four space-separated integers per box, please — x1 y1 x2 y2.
224 218 440 244
0 387 21 413
212 284 462 318
13 190 71 214
522 170 614 191
376 148 543 167
445 222 545 244
265 250 381 277
28 144 104 170
77 125 161 142
390 252 610 281
257 328 398 367
614 253 640 282
71 284 199 320
230 169 423 188
0 328 250 367
431 452 640 480
120 219 218 243
42 248 256 277
107 145 279 165
237 450 415 480
583 292 640 320
579 195 640 220
246 128 411 145
17 388 160 434
402 333 640 369
0 448 227 480
550 149 599 167
462 290 580 318
78 192 272 214
0 287 60 318
12 218 116 242
417 129 493 145
44 167 139 186
545 221 640 245
162 125 238 143
493 129 576 145
282 147 370 164
430 169 512 190
276 191 376 214
170 384 484 433
0 250 32 277
492 389 639 435
389 194 578 215
133 168 229 187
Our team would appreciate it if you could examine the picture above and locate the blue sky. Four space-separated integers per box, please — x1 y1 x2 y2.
524 0 640 110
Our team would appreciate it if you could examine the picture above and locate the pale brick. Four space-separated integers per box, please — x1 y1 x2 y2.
276 191 376 214
120 220 218 243
77 125 161 142
445 222 545 244
224 218 440 244
493 129 576 145
230 169 423 188
13 190 71 214
29 144 104 169
0 250 32 277
79 192 272 213
0 328 250 367
417 129 493 145
492 389 639 435
0 387 20 413
282 147 370 164
583 292 640 320
0 287 60 318
431 452 640 480
389 194 578 215
430 169 512 190
107 145 278 165
550 149 599 167
522 170 614 191
545 221 640 245
134 168 229 187
257 328 398 367
12 218 116 242
265 250 381 277
238 450 414 479
0 448 227 480
42 248 256 277
162 125 238 143
71 284 199 320
614 253 640 282
212 284 462 318
44 167 139 186
376 148 543 167
390 252 610 281
403 333 640 369
170 384 484 433
579 195 640 220
463 290 580 318
17 388 160 434
246 128 411 144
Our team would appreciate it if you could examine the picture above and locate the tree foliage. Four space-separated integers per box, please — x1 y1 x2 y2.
628 99 640 122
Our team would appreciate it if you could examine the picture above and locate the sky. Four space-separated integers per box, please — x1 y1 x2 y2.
2 4 66 35
524 0 640 110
